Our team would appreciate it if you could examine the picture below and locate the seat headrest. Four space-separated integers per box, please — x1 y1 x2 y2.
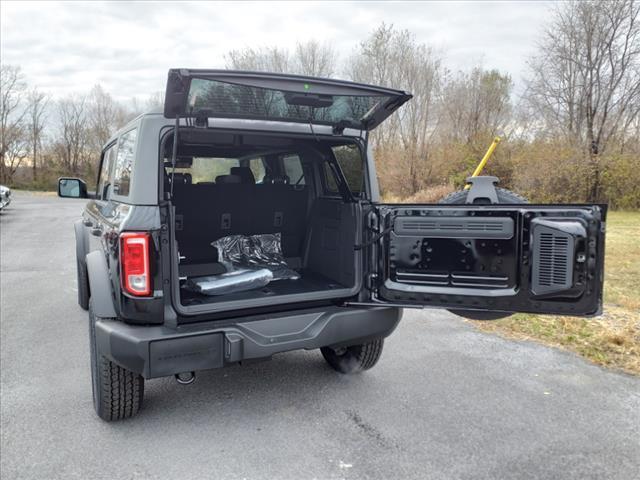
215 174 242 184
172 173 192 185
230 167 256 184
261 174 290 185
175 156 193 168
273 174 290 185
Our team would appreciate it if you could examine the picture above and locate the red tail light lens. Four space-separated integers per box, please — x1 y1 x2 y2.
120 232 151 296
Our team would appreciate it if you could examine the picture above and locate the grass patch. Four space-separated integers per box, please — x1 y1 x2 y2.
472 211 640 375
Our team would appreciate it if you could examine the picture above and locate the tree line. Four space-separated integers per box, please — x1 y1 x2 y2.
0 72 162 190
1 0 638 208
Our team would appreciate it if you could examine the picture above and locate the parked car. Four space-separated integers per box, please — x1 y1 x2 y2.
0 185 11 210
58 69 607 421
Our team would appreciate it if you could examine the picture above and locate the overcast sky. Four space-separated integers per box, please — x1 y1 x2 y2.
1 1 552 102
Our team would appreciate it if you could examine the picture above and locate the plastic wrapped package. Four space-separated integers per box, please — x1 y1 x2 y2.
185 268 273 296
211 233 300 281
182 233 299 297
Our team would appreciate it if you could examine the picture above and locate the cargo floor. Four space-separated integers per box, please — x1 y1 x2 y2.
180 271 348 307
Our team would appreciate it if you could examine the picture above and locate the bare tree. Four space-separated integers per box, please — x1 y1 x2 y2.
0 65 28 183
348 24 443 195
145 91 165 111
120 92 164 124
526 0 640 201
57 95 89 174
26 88 49 181
292 40 337 77
347 23 395 87
225 46 290 72
441 67 513 148
88 85 128 152
126 97 146 122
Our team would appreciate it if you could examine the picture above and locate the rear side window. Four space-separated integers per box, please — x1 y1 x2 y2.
97 145 116 200
113 128 137 197
282 154 305 185
324 144 364 194
248 157 266 183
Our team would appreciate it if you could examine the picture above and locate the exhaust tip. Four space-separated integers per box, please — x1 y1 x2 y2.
175 371 196 385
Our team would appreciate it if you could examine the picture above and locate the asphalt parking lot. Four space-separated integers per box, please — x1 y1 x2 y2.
1 191 639 480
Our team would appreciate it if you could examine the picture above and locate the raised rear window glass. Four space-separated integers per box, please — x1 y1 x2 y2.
113 128 137 197
188 78 392 128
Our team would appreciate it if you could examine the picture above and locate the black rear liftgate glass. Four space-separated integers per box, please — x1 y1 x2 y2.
367 204 606 316
164 69 412 131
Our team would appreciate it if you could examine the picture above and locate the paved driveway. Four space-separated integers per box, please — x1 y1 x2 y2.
1 192 638 480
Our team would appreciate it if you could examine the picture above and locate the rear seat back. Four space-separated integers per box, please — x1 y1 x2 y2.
173 181 308 263
230 167 256 184
251 184 308 256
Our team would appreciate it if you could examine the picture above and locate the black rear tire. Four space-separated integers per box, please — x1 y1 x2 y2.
77 257 89 311
89 304 144 421
321 339 384 374
439 186 528 321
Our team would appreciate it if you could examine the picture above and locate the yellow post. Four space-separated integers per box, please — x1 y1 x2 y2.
464 136 501 189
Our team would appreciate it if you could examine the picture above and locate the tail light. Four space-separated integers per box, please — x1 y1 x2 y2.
120 232 151 296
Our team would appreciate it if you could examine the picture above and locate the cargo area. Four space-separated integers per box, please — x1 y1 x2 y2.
163 129 363 314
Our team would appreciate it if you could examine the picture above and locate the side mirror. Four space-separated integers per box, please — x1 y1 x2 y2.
58 177 88 198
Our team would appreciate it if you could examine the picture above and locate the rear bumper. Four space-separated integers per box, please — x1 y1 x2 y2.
95 306 402 379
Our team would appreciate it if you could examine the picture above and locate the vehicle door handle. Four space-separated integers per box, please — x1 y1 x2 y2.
83 219 93 227
91 226 103 237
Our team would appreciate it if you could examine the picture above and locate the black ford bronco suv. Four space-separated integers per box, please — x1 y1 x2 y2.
58 69 606 421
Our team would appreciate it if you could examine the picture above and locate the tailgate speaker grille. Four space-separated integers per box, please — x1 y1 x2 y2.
531 220 577 295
